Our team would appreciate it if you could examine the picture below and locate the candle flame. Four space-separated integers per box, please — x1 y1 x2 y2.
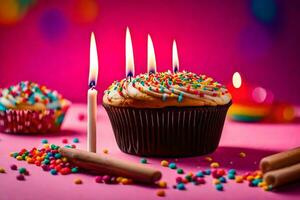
147 34 157 74
126 27 135 78
172 40 179 73
89 32 99 88
232 72 242 89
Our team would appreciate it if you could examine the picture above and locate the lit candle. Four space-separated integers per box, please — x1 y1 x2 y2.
87 32 98 153
147 34 157 74
126 27 135 79
172 40 179 73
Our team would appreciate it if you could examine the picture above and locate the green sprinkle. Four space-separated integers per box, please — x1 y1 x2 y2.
71 167 79 173
177 168 184 174
18 168 26 174
140 158 147 164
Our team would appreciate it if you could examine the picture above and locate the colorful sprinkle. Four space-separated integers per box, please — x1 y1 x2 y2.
177 168 184 174
215 183 223 191
18 167 26 174
156 189 165 197
0 167 5 173
169 163 177 169
62 139 68 144
41 139 48 144
74 178 82 184
16 174 25 181
177 183 185 190
239 152 246 158
73 138 79 143
210 162 220 168
95 176 102 183
158 181 167 188
10 164 17 170
140 158 147 164
103 149 109 154
160 160 169 167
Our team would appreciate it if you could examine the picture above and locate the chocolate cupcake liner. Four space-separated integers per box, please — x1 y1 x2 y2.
103 102 231 157
0 105 70 134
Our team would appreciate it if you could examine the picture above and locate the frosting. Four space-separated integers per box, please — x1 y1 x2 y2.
0 81 68 111
104 71 231 107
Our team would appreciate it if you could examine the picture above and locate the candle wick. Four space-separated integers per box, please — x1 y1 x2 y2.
149 69 155 74
89 80 96 89
174 67 178 73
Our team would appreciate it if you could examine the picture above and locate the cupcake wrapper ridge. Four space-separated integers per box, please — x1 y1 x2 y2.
104 102 231 157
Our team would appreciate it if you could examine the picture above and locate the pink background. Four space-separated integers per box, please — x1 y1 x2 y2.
0 0 300 104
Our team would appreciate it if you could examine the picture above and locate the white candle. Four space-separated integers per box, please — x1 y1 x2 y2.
172 40 179 73
87 32 98 153
126 27 135 78
147 34 157 74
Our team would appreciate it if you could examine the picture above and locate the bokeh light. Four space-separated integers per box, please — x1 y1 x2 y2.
251 0 277 24
72 0 99 24
0 0 23 25
252 87 267 103
39 9 68 41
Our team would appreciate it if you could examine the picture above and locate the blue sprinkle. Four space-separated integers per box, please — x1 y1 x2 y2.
54 153 62 159
196 171 204 177
228 173 235 179
169 163 177 169
177 183 185 190
228 169 236 175
178 93 183 102
219 177 227 183
50 169 57 175
0 103 6 111
41 139 48 144
204 169 211 175
73 138 79 143
215 183 223 191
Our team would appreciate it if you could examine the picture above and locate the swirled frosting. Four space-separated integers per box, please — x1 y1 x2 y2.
103 71 231 108
0 81 70 111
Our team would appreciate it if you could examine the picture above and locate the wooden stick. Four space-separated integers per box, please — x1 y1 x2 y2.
260 147 300 173
59 147 162 184
264 163 300 188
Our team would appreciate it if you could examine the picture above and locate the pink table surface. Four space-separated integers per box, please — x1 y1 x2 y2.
0 104 300 200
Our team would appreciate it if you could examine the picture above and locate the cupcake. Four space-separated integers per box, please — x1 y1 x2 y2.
0 81 71 133
103 71 231 157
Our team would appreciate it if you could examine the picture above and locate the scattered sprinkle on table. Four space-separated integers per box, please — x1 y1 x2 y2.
177 168 184 174
177 183 185 190
41 139 48 144
168 163 177 169
156 190 165 197
140 158 147 164
16 174 25 181
103 149 109 154
95 176 102 183
215 183 223 191
62 139 68 144
239 152 246 158
74 178 82 184
210 162 220 168
73 138 79 143
0 167 5 173
204 156 213 162
18 167 26 174
158 181 167 188
10 164 17 170
160 160 169 167
235 176 244 183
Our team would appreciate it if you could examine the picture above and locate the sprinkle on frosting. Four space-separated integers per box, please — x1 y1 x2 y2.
104 71 231 107
0 81 66 111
